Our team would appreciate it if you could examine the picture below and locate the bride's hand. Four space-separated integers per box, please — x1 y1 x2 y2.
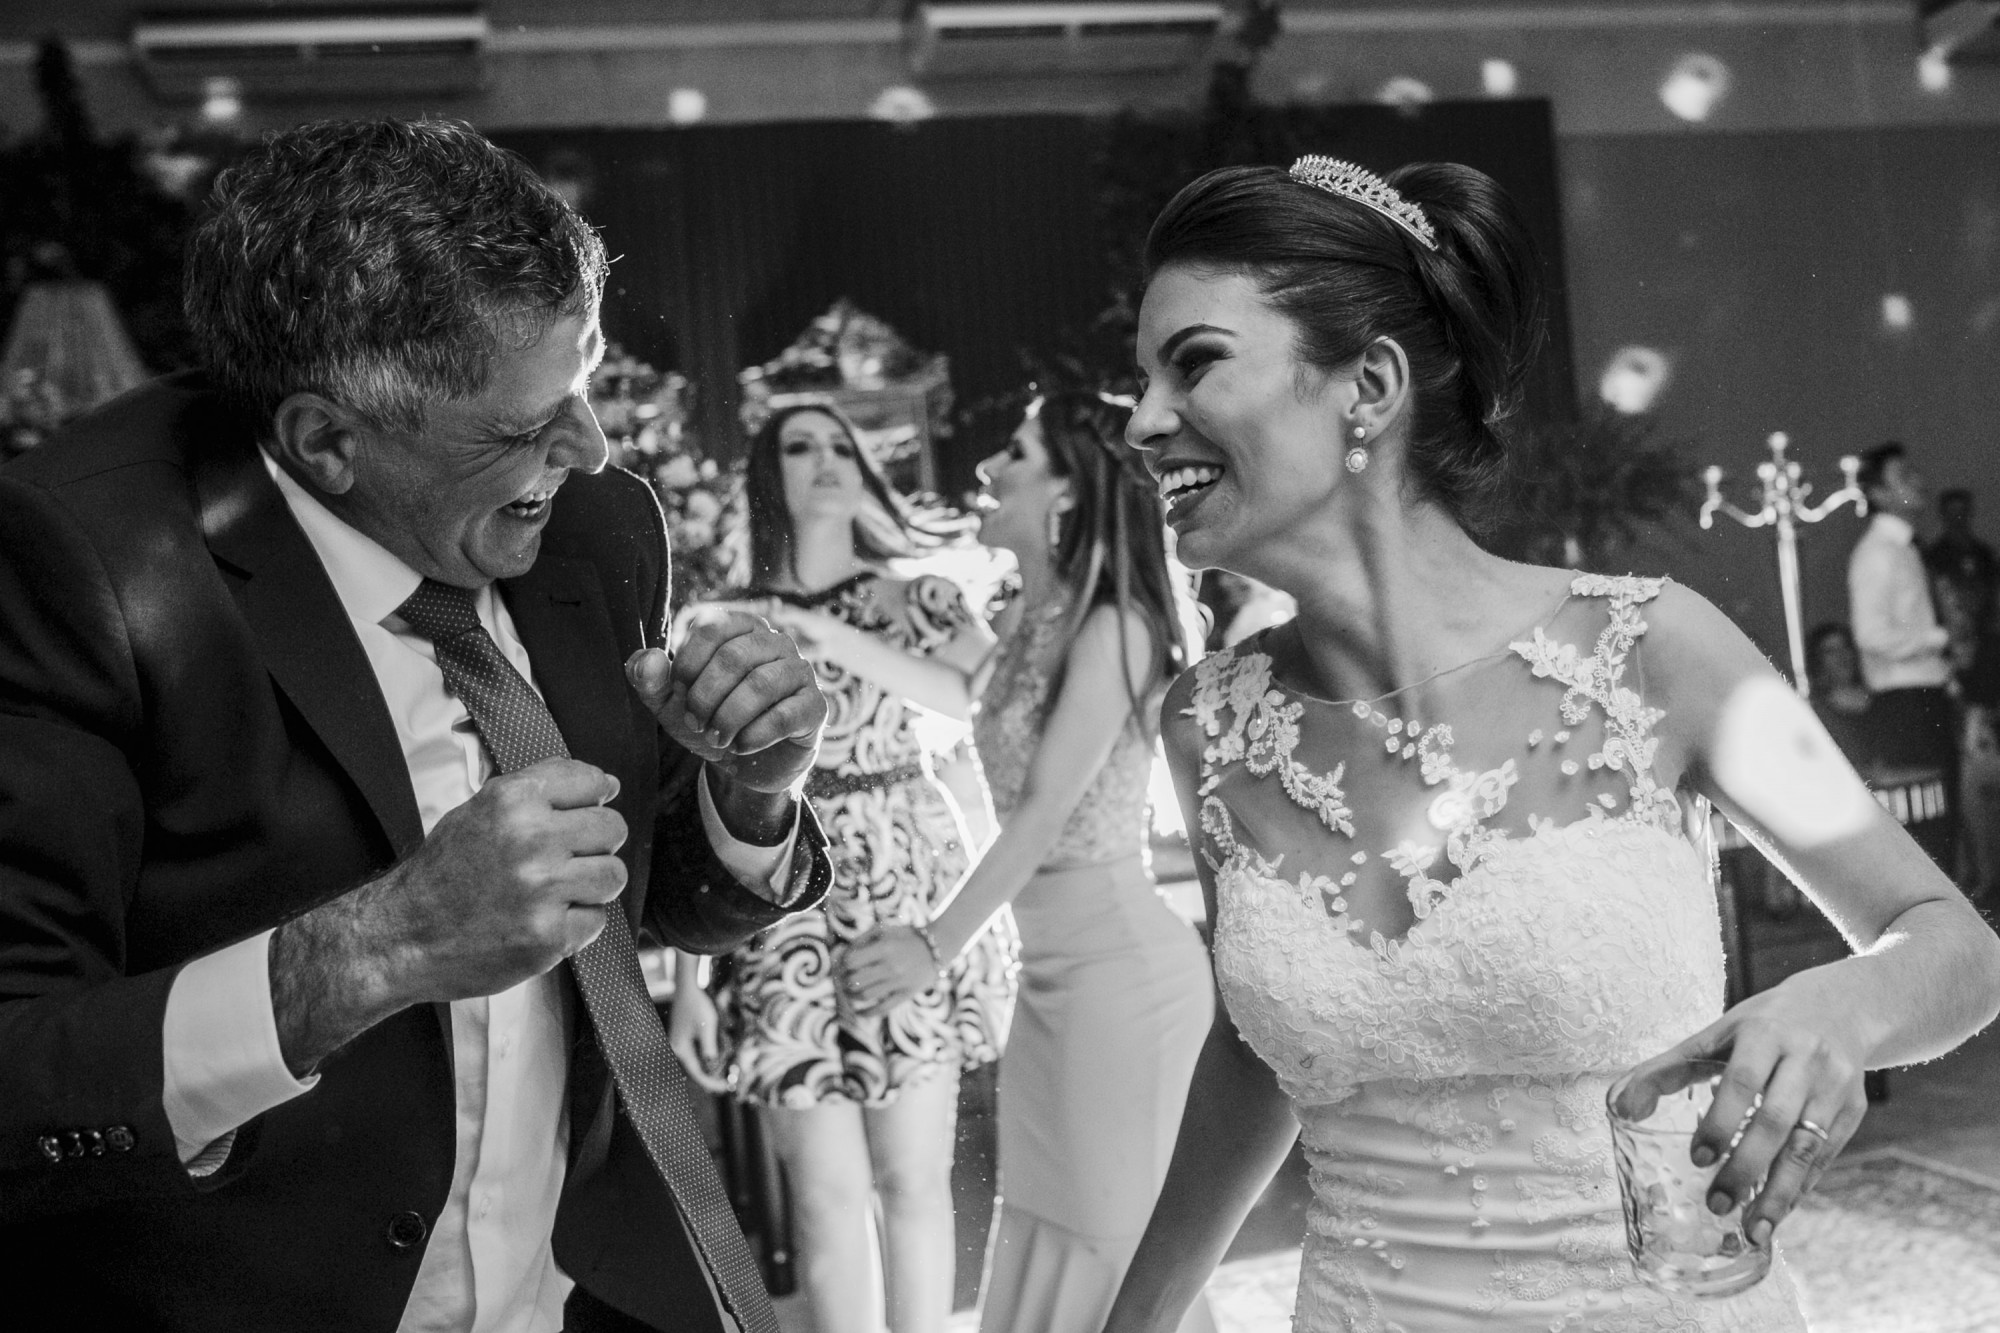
1618 981 1870 1250
839 925 942 1014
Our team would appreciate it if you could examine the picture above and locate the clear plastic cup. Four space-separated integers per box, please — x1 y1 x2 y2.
1606 1059 1770 1298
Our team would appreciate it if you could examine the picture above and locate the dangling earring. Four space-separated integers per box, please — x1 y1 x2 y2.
1047 505 1064 550
1345 424 1369 474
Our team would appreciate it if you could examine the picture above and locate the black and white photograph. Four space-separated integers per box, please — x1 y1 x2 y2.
3 3 1999 1331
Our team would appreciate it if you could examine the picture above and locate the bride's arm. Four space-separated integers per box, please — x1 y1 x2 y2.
1103 670 1300 1333
1625 583 2000 1249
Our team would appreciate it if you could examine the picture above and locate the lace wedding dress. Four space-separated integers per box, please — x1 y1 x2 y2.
1188 575 1809 1332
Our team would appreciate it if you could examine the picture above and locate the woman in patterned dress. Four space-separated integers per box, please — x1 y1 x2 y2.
666 403 1015 1333
842 391 1215 1333
1098 159 2000 1331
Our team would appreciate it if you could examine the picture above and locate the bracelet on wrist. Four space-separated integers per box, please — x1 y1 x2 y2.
911 922 945 973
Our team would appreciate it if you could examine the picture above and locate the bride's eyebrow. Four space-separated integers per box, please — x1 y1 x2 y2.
1157 323 1231 362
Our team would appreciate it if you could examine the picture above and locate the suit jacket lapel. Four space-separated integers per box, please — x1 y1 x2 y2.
192 429 427 861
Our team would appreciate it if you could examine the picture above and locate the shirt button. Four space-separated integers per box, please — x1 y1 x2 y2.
385 1211 429 1250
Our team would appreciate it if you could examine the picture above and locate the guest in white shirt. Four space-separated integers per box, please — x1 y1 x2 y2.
1849 440 1959 870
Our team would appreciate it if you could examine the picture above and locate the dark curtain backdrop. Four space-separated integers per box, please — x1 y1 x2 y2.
496 102 1572 492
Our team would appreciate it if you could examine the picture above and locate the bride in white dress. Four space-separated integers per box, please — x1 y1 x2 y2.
1101 157 2000 1332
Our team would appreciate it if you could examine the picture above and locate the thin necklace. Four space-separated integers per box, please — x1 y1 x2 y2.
1263 589 1576 710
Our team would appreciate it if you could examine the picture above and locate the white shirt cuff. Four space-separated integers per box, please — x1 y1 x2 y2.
697 769 800 903
162 930 318 1172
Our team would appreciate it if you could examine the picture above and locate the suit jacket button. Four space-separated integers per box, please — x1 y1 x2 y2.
37 1135 61 1164
84 1129 105 1156
105 1126 135 1153
62 1131 85 1158
386 1211 429 1250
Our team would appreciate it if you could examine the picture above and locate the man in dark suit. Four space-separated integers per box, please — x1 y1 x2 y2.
0 119 830 1332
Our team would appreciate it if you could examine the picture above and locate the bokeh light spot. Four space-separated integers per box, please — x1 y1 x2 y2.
1660 53 1730 123
1599 347 1672 415
200 76 243 125
1919 47 1952 94
869 86 937 124
667 88 708 125
1376 76 1434 108
1481 59 1519 97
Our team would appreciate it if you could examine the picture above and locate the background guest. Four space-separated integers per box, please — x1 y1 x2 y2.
1926 487 1998 676
842 390 1216 1333
1806 621 1877 772
668 402 1013 1333
1849 441 1958 870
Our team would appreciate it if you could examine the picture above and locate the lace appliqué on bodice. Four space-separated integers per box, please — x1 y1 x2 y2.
975 594 1154 869
1189 575 1806 1332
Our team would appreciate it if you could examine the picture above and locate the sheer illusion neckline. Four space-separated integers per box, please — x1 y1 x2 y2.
1190 573 1684 953
1246 582 1579 711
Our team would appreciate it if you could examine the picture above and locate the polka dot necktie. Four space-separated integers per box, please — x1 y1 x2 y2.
397 578 777 1333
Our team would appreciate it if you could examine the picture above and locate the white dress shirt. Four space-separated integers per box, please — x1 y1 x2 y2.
1849 512 1953 692
159 457 796 1333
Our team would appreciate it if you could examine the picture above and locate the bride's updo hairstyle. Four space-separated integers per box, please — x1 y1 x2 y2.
1143 161 1545 533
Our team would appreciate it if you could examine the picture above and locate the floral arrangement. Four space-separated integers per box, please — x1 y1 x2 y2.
589 344 748 610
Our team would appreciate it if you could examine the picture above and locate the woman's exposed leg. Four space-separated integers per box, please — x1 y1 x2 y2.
763 1099 886 1333
862 1068 962 1333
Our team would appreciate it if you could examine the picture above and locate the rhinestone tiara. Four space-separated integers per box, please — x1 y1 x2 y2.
1287 155 1439 252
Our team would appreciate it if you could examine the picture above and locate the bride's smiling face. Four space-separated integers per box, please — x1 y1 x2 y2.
1128 264 1346 573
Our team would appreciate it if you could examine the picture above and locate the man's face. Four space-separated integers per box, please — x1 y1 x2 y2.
337 310 609 587
1875 457 1926 522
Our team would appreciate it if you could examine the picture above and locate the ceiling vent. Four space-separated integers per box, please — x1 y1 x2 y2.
1920 0 2000 60
131 5 487 101
907 2 1224 78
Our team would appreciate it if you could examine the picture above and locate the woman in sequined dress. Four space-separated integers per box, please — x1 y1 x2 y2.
666 402 1015 1333
1099 159 2000 1332
842 391 1215 1333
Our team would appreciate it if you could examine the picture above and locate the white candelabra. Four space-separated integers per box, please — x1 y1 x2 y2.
1699 432 1867 700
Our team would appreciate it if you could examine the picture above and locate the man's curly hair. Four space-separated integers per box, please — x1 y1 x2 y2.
183 118 607 434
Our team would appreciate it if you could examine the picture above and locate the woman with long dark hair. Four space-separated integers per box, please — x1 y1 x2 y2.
667 402 1015 1333
1100 158 2000 1331
842 390 1215 1333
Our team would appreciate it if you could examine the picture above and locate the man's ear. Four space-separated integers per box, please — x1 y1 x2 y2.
268 393 363 497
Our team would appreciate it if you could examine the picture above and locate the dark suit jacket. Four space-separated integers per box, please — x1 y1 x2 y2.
0 374 829 1330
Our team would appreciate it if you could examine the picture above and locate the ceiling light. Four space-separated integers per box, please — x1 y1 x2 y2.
1376 76 1433 108
1918 47 1953 93
1659 53 1729 123
1599 346 1672 415
667 88 707 125
869 86 937 124
199 76 243 124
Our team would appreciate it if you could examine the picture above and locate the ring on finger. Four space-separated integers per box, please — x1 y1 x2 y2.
1795 1118 1831 1143
1725 1092 1766 1152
